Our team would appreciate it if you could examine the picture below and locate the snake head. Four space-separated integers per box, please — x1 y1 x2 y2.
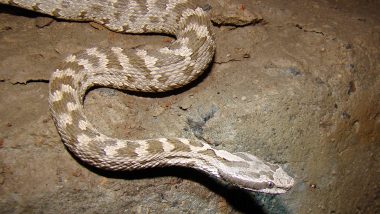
215 151 294 194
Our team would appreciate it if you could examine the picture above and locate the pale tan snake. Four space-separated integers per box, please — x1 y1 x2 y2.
0 0 294 194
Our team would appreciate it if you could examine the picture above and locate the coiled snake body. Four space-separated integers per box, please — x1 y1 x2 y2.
1 0 294 194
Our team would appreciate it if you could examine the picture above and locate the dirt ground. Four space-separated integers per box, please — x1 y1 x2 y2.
0 0 379 213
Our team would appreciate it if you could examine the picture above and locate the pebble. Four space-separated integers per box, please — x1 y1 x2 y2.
152 106 165 117
179 97 193 110
35 17 54 28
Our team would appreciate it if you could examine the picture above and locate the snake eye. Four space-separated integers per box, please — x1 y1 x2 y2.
267 181 274 188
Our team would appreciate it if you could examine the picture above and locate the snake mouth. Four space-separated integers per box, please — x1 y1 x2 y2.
254 187 288 194
247 181 294 194
219 169 294 194
247 180 294 194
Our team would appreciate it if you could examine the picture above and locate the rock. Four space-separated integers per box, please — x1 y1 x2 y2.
211 3 263 26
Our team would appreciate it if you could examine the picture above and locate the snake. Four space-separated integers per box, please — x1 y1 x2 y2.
1 0 294 194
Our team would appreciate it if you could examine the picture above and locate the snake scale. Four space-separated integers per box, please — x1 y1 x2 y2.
1 0 294 194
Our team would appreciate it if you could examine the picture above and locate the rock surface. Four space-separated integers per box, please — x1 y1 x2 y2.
0 0 379 213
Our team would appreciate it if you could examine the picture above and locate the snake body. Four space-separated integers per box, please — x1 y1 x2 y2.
1 0 294 194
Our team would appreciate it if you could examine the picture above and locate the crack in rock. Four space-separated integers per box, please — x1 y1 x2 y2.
186 105 219 139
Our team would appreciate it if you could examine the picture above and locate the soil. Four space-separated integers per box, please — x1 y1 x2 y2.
0 0 379 213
